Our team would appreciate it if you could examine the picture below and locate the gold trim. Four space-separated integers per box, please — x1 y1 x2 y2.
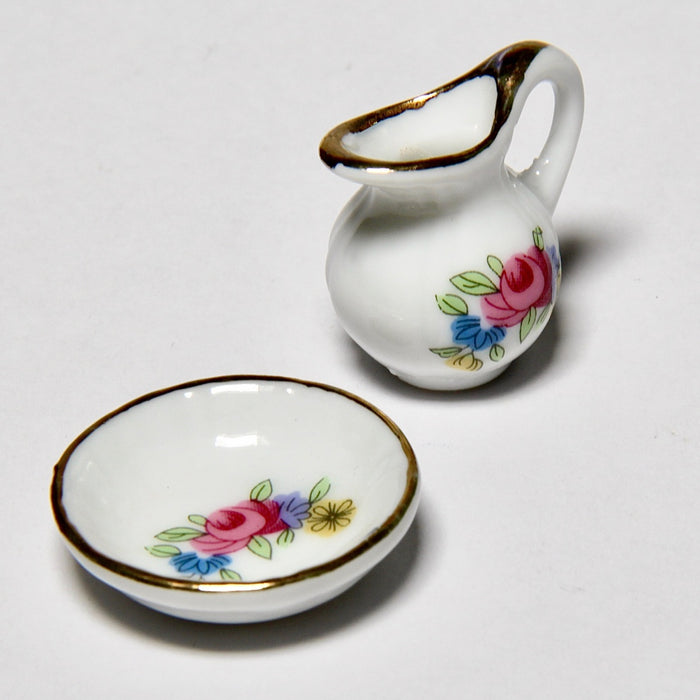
319 41 546 173
50 375 419 593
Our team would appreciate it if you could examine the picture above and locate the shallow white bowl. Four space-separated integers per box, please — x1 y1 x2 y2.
51 376 419 623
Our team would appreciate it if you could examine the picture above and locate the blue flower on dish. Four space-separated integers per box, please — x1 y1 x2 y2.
169 552 232 576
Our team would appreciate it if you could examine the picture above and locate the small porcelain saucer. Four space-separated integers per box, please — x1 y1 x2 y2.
51 375 419 623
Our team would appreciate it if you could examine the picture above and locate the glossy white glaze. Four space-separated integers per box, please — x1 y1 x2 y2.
342 76 498 162
321 43 583 389
52 376 419 623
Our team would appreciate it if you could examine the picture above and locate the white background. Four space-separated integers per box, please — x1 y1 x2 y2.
2 1 699 698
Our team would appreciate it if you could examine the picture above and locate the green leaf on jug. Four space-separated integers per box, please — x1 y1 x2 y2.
277 529 295 547
155 527 204 542
450 271 499 295
188 514 207 526
145 544 181 557
487 255 504 277
250 479 273 502
309 477 331 504
519 307 537 342
430 346 462 358
435 293 468 315
220 568 242 581
489 344 505 362
532 226 544 250
247 535 272 559
537 305 552 326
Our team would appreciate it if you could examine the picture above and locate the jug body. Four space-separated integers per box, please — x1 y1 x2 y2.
320 41 583 389
326 163 560 389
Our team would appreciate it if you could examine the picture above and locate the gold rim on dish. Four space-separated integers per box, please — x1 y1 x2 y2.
50 375 419 593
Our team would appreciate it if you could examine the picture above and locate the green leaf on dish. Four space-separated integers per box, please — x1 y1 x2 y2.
277 529 295 547
309 477 331 504
154 527 204 542
250 479 273 502
145 544 181 557
247 535 272 559
188 514 207 526
220 568 242 581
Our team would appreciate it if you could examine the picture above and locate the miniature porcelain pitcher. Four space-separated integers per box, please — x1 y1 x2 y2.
320 41 583 389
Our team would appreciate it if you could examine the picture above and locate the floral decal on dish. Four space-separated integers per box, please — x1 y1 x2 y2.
431 227 560 371
145 478 355 581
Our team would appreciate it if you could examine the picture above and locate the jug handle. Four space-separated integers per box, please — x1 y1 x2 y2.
500 44 584 215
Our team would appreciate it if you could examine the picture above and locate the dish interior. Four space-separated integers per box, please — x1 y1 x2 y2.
58 378 413 584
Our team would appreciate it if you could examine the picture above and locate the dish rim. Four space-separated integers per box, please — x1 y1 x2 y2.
50 374 419 594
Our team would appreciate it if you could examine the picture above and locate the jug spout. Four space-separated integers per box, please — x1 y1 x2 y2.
320 40 583 214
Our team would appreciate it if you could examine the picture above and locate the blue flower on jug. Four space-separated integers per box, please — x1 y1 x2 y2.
451 315 506 351
547 244 561 298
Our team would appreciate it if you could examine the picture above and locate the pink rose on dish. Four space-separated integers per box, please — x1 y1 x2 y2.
481 246 552 327
191 500 286 555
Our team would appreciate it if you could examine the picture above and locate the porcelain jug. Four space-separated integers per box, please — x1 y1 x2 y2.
320 41 583 389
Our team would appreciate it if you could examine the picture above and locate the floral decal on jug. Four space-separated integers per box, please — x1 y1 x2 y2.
431 227 561 371
145 477 355 581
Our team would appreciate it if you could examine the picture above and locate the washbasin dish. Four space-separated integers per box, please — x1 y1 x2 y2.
51 375 419 623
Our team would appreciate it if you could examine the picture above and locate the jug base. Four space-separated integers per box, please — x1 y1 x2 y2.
390 363 510 391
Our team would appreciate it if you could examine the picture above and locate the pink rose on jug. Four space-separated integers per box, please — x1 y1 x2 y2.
481 245 553 327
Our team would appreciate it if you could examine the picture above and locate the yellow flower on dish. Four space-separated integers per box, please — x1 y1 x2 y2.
306 499 356 535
